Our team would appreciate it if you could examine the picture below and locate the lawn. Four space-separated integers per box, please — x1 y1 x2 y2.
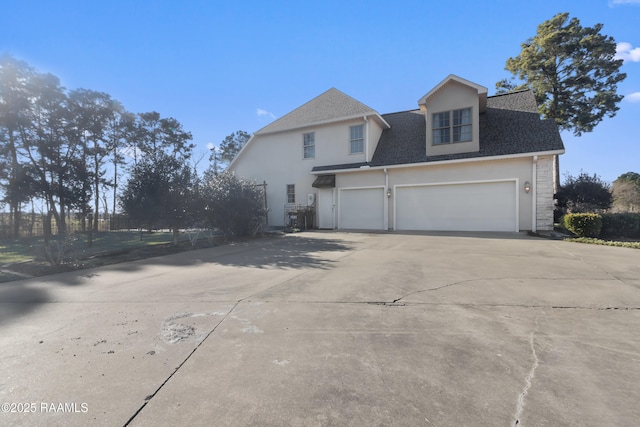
565 237 640 249
0 229 214 266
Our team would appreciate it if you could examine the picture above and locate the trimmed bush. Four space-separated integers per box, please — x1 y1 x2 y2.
563 213 602 238
601 213 640 238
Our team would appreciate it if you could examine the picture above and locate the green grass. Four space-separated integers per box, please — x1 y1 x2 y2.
565 237 640 249
0 230 197 265
0 246 33 264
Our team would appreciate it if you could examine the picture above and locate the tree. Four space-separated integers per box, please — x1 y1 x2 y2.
201 169 265 237
120 152 195 243
0 55 34 237
556 172 612 213
497 13 626 136
105 102 135 217
19 70 81 238
68 88 117 233
612 172 640 212
209 130 250 174
134 112 194 162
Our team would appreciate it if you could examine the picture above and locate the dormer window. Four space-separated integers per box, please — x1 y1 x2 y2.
432 107 472 145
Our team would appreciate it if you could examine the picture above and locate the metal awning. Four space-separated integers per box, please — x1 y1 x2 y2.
312 174 336 188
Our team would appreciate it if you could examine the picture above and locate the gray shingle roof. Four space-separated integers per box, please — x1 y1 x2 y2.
255 88 378 135
312 90 564 172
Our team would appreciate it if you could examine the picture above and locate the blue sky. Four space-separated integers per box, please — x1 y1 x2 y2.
2 0 639 183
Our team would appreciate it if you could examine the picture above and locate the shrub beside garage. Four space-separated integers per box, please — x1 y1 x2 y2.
563 212 640 239
600 213 640 239
563 213 603 238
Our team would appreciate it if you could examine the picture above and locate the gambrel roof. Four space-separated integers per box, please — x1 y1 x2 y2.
255 88 389 135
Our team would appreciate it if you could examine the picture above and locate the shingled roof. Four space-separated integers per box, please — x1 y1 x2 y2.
312 90 564 172
255 88 386 135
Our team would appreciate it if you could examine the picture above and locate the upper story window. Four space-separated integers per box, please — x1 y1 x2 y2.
432 107 472 145
303 132 315 159
349 125 364 154
286 184 295 203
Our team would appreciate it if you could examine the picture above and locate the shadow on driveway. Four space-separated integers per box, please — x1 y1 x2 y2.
0 284 50 325
6 234 357 287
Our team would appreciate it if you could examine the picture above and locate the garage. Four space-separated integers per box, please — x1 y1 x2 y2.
394 180 518 232
339 187 385 230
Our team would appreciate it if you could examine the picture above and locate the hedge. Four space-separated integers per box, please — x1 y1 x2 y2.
600 213 640 238
563 213 602 238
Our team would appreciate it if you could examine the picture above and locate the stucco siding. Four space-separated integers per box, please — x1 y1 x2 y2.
367 120 384 162
230 119 380 227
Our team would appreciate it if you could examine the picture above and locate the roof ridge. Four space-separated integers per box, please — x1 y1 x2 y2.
488 89 533 98
381 109 421 117
254 87 378 135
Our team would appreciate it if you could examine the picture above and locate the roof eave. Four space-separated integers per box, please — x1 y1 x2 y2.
227 133 255 170
310 149 565 175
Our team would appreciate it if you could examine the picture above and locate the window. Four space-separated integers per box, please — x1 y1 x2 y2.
432 112 450 145
349 125 364 154
286 184 295 204
303 132 315 159
432 108 472 145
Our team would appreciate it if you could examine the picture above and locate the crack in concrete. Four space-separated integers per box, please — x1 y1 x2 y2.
121 247 367 426
392 278 483 303
122 301 240 427
512 312 544 427
391 275 637 305
248 299 640 311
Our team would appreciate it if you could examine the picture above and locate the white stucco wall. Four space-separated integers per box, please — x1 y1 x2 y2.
229 118 386 227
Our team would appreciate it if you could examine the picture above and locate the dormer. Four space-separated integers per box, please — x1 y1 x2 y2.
418 75 488 157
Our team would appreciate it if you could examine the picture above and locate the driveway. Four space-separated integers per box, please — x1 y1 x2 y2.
1 232 639 426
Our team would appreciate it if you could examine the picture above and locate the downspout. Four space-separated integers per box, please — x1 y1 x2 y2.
364 116 369 162
384 167 389 230
532 156 538 233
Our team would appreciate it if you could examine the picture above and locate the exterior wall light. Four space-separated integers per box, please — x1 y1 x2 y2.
387 188 392 198
524 181 531 193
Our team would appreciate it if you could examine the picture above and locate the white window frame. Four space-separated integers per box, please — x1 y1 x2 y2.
349 125 364 154
432 107 472 145
286 184 295 204
303 132 315 159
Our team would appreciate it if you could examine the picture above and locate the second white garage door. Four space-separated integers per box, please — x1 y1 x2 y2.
339 187 385 230
395 180 518 232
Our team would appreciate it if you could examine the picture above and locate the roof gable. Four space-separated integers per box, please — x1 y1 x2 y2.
418 74 488 113
255 88 386 135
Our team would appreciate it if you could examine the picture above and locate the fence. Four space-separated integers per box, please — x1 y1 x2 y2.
0 213 213 265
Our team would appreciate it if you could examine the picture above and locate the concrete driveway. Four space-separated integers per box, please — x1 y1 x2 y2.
1 231 639 426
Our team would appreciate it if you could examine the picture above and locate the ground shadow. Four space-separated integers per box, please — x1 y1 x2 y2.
0 284 50 325
6 233 358 287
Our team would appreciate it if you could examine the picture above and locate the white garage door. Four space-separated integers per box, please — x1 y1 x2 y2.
395 181 517 232
339 187 384 230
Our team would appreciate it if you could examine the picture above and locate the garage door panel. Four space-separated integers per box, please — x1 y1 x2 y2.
396 181 516 232
340 188 384 230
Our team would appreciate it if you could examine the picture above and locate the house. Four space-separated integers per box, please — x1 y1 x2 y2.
228 75 564 233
